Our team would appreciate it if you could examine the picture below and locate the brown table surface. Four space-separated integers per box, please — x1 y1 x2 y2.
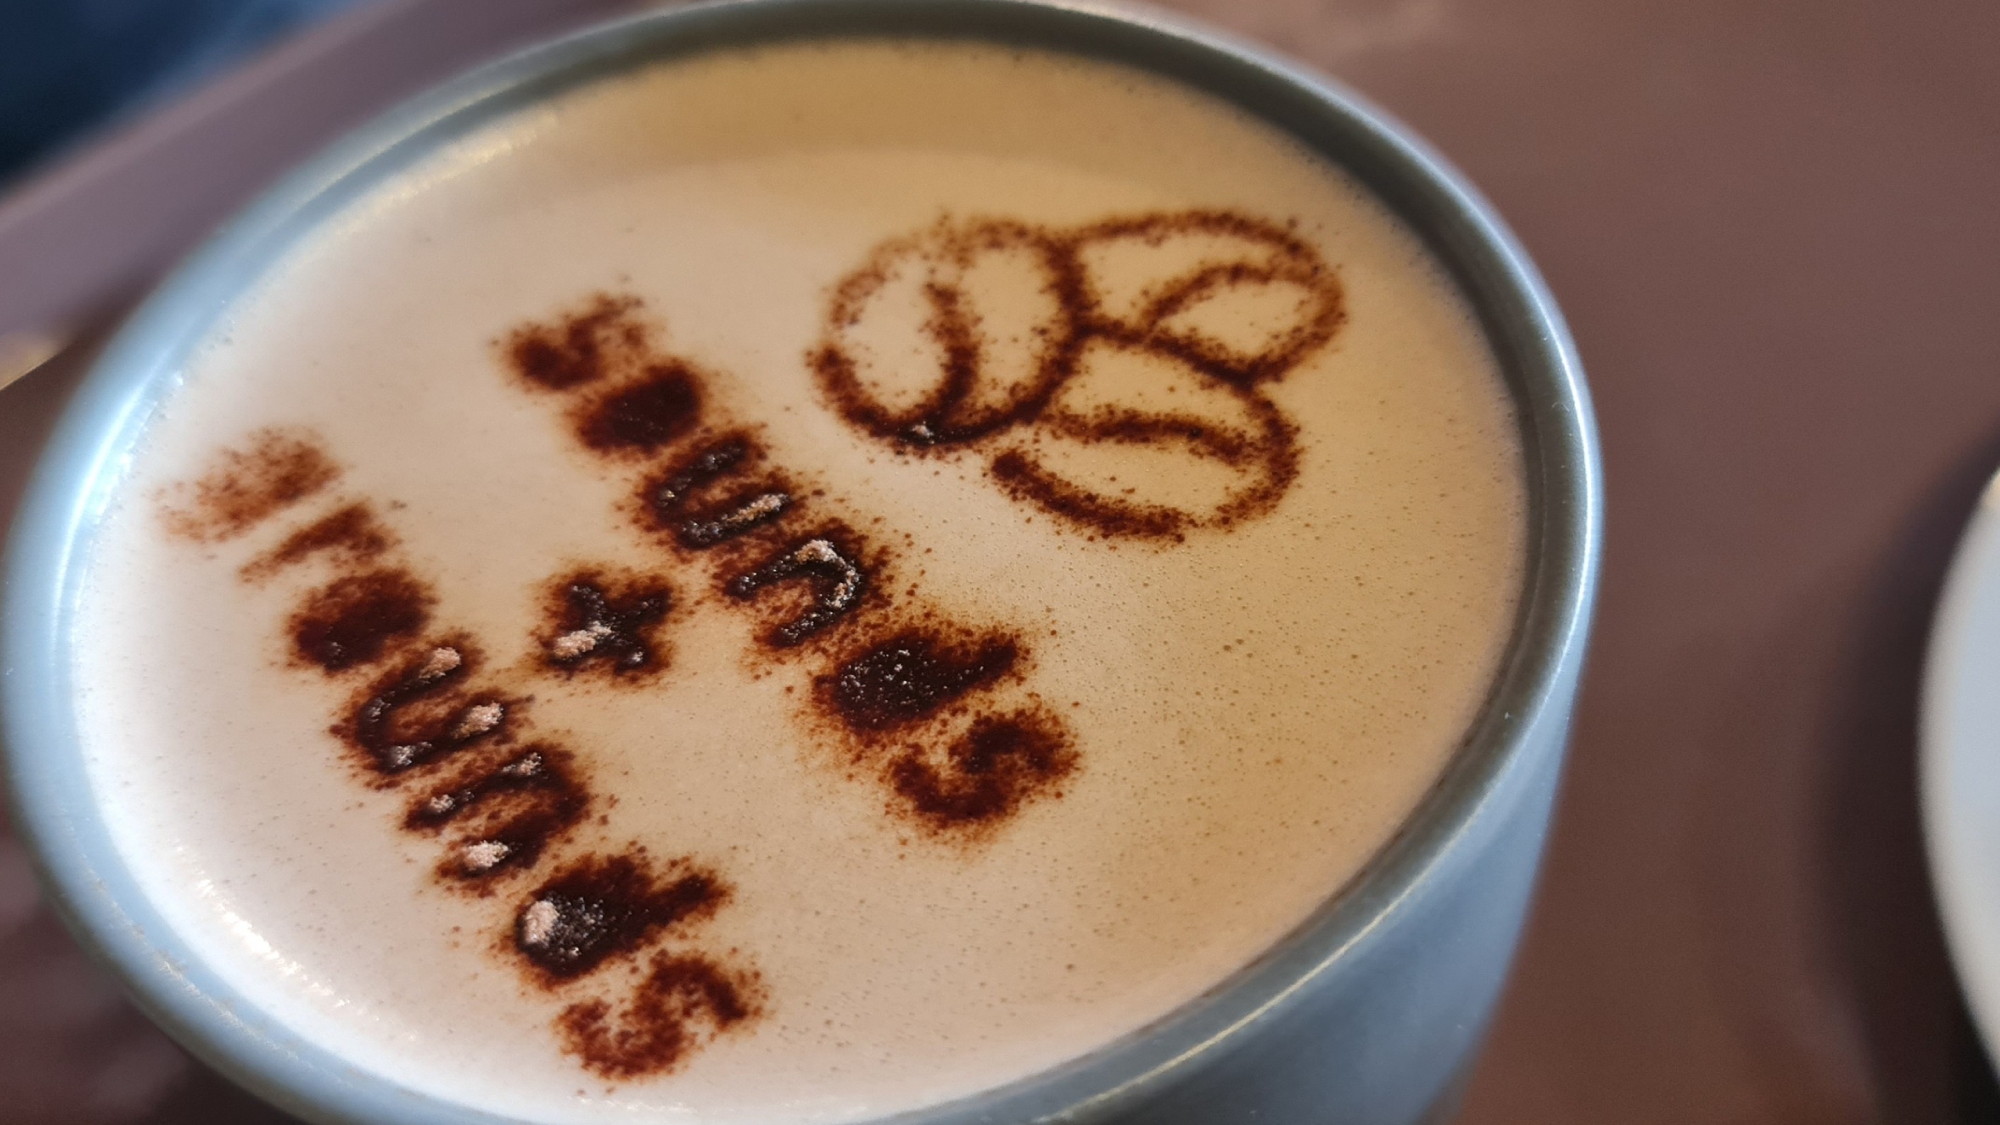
6 0 2000 1121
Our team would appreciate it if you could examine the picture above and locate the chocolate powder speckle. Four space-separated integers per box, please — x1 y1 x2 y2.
343 641 513 775
160 429 340 542
579 365 704 455
514 851 728 984
407 743 591 884
889 711 1077 831
556 953 762 1079
989 451 1187 540
539 572 672 678
725 528 870 647
811 219 1083 447
506 293 644 390
820 631 1020 733
244 501 395 582
289 569 433 673
642 435 795 550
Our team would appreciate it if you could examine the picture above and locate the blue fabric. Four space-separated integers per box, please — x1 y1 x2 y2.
0 0 368 184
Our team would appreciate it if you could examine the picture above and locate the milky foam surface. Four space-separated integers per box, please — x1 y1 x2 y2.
71 41 1526 1123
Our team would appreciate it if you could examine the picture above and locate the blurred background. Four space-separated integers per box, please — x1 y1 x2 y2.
4 0 2000 1122
0 0 370 186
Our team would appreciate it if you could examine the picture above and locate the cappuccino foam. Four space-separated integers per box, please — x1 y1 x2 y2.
71 39 1526 1123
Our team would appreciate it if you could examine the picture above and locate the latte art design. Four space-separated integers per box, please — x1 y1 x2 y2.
143 207 1348 1085
74 40 1529 1122
814 210 1345 539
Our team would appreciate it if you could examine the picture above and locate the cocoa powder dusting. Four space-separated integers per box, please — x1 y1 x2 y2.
811 220 1083 446
1074 210 1344 388
725 528 869 647
407 743 591 883
819 631 1020 733
288 569 433 672
557 953 762 1079
989 451 1187 540
813 209 1342 538
160 429 340 542
513 851 728 984
243 501 395 582
578 364 704 454
505 293 643 390
408 744 575 828
889 711 1077 830
342 641 514 774
642 435 794 550
538 572 672 677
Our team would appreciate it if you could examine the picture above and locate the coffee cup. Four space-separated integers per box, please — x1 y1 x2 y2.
1 2 1600 1123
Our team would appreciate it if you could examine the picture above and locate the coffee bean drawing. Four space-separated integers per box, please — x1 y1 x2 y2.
813 210 1344 540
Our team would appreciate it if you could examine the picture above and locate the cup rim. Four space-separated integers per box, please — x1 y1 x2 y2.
0 1 1601 1122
